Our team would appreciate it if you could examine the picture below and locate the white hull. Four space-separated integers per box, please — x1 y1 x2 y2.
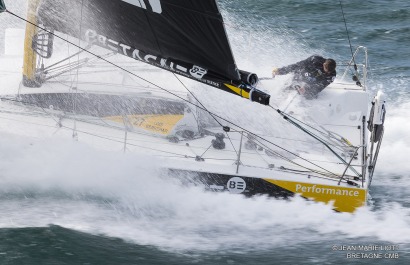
0 30 383 213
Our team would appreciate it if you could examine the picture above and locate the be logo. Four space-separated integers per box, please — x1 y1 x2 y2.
189 65 208 79
227 177 246 194
121 0 162 14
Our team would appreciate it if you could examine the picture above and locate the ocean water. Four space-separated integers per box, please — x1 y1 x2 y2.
0 0 410 264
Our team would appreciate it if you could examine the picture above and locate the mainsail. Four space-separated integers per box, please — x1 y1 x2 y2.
30 0 270 105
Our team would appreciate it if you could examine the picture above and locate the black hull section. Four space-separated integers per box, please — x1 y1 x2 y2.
168 169 368 213
168 169 294 198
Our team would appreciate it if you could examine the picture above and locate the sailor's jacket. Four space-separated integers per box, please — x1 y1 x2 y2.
277 55 336 98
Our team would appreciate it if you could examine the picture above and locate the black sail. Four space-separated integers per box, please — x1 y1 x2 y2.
0 0 6 12
37 0 270 105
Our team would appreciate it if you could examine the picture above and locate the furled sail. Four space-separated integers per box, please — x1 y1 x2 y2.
34 0 270 105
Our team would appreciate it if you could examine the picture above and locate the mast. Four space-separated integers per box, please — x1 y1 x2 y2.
22 0 42 87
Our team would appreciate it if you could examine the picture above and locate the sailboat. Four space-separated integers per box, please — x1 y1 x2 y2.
0 0 386 213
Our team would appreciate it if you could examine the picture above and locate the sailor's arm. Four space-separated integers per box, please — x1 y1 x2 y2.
272 56 315 76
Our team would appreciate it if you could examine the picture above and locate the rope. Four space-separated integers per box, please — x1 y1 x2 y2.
339 0 361 86
272 106 361 177
339 0 356 66
252 135 338 177
172 73 223 127
171 73 240 156
70 0 86 140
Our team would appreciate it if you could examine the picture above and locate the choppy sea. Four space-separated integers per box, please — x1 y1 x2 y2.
0 0 409 264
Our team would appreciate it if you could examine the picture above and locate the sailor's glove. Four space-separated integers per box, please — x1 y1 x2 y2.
296 85 306 95
272 68 280 77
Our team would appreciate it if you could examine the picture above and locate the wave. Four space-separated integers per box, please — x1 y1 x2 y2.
0 0 409 254
0 131 409 252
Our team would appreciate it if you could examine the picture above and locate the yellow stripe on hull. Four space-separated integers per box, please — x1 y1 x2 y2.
106 114 184 135
264 179 367 213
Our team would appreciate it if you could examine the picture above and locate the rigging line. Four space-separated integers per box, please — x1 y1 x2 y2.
316 129 355 153
0 99 195 158
171 74 238 155
2 94 213 146
241 133 272 166
198 143 213 158
254 147 271 166
45 59 89 73
275 107 354 153
40 77 115 130
2 92 169 140
231 126 320 144
170 73 241 156
5 10 330 168
54 69 122 76
252 136 339 177
339 0 358 72
172 73 223 127
71 0 86 140
274 107 361 177
46 52 114 77
283 111 352 155
173 74 237 155
46 61 91 80
245 107 339 175
225 131 238 156
45 57 90 74
256 114 343 176
45 53 117 80
277 166 352 184
8 99 63 129
191 157 236 162
65 34 75 97
58 124 195 158
1 96 137 141
275 109 347 164
44 44 92 71
1 95 122 138
47 51 116 73
169 74 202 133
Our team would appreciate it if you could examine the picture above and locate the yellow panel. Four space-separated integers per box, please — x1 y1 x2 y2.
106 114 184 135
224 83 250 99
23 0 41 82
264 179 367 213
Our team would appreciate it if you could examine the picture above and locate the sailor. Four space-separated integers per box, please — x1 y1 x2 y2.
272 55 336 99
